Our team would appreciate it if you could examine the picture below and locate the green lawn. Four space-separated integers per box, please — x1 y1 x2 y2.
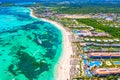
77 18 120 39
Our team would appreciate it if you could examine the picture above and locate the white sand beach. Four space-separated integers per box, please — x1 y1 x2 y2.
30 9 73 80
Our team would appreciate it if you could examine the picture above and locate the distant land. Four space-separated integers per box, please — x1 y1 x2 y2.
0 0 120 4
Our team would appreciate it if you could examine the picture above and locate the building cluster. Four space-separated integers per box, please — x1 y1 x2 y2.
76 30 109 37
93 13 120 22
31 6 120 79
31 7 56 17
89 52 120 59
93 68 120 76
73 24 120 78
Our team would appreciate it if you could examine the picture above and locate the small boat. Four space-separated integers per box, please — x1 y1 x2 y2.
37 36 42 44
34 33 42 44
37 38 42 44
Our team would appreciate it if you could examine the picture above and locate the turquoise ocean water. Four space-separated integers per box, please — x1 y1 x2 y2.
0 6 62 80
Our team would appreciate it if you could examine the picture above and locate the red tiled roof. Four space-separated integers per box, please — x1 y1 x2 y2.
89 52 120 57
94 68 120 75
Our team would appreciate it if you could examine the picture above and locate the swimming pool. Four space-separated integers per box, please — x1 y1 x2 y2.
83 60 89 65
83 60 102 77
81 54 86 59
73 30 78 35
85 69 92 77
82 46 90 50
83 60 102 67
114 61 120 65
89 61 102 67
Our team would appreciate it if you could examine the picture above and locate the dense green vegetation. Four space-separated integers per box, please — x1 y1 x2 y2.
77 18 120 39
54 4 120 14
29 2 120 14
1 2 120 14
44 3 120 14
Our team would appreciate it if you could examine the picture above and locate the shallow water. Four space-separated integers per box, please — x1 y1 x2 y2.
0 6 62 80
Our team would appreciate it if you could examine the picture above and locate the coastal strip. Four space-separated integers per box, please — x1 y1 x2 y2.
30 9 73 80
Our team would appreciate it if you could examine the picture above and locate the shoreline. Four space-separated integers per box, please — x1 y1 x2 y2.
30 9 73 80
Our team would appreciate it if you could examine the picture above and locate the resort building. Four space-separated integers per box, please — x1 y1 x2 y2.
76 30 109 37
93 68 120 76
89 52 120 58
84 50 120 53
77 30 92 36
105 17 114 21
92 32 109 37
86 43 120 47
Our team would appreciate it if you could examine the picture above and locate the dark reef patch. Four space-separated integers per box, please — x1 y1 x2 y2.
32 21 45 25
8 50 50 80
